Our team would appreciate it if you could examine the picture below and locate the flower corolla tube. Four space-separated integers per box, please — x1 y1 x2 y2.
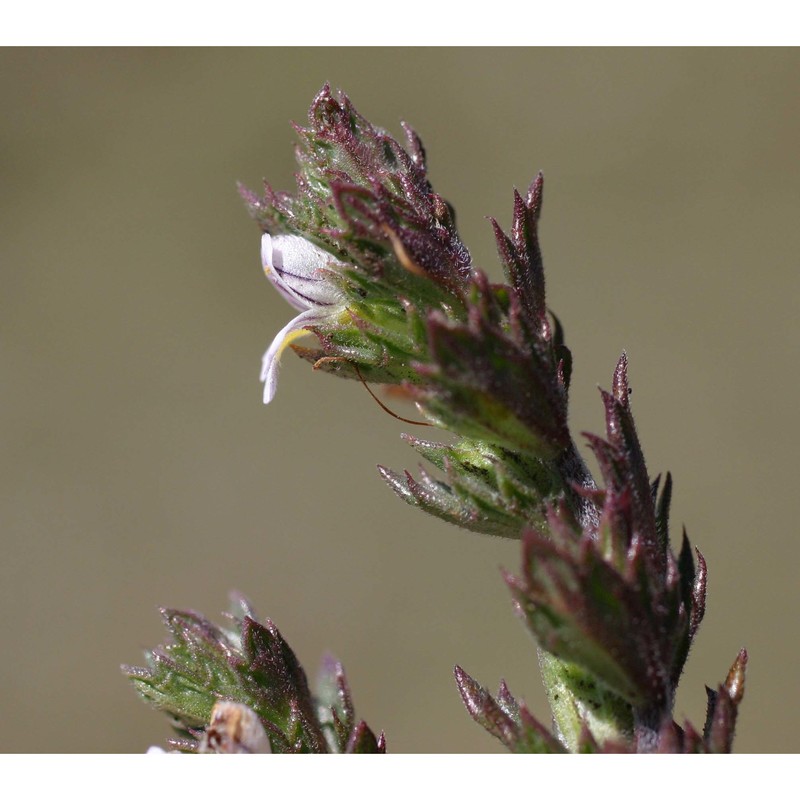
260 233 347 403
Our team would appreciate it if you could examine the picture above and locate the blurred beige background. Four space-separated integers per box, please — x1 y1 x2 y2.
1 48 797 753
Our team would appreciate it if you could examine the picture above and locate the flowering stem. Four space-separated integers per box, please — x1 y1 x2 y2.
123 85 749 755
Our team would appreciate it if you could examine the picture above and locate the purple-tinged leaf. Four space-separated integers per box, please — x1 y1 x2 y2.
704 649 748 753
691 547 708 641
239 616 327 752
377 464 524 537
595 354 664 578
549 312 573 397
316 654 355 753
413 279 569 459
509 519 689 710
400 121 427 172
454 665 520 747
510 179 546 325
345 721 384 754
654 472 673 554
454 666 565 753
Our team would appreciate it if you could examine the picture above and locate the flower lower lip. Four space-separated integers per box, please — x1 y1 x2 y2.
260 306 341 404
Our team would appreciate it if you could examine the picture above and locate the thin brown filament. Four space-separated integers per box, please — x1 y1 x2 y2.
354 363 432 426
312 355 432 426
380 224 427 278
312 356 349 371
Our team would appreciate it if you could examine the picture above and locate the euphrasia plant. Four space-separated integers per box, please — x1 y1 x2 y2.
124 86 746 754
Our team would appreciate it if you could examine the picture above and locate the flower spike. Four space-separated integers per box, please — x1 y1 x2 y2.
244 86 746 754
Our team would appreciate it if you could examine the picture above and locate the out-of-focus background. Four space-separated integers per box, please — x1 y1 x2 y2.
1 48 797 753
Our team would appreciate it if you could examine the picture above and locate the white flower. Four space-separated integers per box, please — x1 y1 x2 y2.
198 701 272 754
260 233 347 403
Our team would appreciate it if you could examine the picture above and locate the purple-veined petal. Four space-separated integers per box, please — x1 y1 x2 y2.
261 306 339 404
262 233 345 311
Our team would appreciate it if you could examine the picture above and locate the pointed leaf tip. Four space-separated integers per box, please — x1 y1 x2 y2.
691 546 708 638
724 649 748 704
612 352 630 405
527 172 544 218
453 665 478 709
